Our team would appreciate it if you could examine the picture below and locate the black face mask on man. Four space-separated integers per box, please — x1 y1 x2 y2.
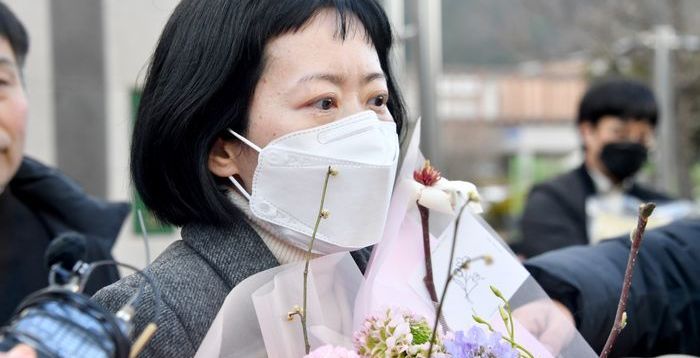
600 142 648 182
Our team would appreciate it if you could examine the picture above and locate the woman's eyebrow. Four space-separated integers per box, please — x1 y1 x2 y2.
296 72 385 86
298 73 344 86
363 72 385 84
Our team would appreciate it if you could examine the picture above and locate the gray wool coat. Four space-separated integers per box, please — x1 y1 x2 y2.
93 215 371 358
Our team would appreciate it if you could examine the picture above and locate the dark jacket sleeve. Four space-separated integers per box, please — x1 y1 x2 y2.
518 184 587 258
525 219 700 357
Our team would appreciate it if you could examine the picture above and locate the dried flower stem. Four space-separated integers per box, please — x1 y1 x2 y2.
428 204 494 358
427 257 493 358
300 166 334 354
419 204 439 303
427 203 467 357
599 202 655 358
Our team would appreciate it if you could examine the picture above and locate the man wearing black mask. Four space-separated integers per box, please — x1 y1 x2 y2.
517 79 672 258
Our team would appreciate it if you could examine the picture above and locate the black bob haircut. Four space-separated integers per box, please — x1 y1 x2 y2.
132 0 406 227
0 2 29 68
577 78 658 127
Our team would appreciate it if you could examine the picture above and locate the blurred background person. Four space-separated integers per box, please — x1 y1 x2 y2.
0 1 127 324
517 79 674 258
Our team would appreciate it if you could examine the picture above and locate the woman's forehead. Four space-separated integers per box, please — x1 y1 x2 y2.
295 8 373 44
265 10 375 57
262 11 382 80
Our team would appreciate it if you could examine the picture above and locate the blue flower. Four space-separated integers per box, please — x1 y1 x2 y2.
444 326 519 358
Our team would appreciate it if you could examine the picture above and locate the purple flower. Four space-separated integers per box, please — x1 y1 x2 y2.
444 326 519 358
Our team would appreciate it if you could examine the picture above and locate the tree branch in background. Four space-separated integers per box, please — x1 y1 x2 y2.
599 202 656 358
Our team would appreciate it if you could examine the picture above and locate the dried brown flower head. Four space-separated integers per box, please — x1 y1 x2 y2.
413 160 441 187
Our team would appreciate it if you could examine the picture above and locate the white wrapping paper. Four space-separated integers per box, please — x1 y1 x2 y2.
195 253 362 358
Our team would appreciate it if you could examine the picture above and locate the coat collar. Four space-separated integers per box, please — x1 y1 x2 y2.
180 219 279 289
9 156 129 240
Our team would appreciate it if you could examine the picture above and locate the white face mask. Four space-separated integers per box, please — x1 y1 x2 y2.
227 110 400 254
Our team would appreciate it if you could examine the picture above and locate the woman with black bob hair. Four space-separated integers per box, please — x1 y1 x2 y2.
94 0 406 356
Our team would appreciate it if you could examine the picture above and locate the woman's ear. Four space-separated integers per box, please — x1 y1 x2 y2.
208 138 242 177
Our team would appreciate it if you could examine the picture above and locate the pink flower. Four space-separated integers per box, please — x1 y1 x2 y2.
304 345 359 358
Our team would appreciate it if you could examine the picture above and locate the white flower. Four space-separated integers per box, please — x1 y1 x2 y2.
410 161 483 215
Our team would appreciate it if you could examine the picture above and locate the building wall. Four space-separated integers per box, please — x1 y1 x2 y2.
438 61 587 181
438 63 587 123
498 76 585 122
52 0 109 197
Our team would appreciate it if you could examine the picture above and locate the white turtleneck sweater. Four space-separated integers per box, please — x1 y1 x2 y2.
227 190 319 264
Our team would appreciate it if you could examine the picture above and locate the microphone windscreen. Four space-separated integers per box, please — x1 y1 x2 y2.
45 232 87 270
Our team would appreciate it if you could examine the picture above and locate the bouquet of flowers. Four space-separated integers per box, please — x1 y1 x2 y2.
195 122 649 358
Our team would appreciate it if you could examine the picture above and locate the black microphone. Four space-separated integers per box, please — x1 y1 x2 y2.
1 233 161 357
44 232 87 271
1 232 137 357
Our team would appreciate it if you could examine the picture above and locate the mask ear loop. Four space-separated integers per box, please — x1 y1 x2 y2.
228 176 251 201
227 128 262 152
226 128 262 201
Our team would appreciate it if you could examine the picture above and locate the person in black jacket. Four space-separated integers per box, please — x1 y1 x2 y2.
517 79 671 258
0 2 128 324
519 219 700 357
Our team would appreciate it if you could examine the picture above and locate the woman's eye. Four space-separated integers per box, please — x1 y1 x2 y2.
313 97 336 111
369 94 388 108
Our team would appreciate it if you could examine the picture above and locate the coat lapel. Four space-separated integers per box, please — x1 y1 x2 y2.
180 219 279 290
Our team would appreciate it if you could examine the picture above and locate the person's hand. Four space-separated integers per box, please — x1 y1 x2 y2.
513 299 576 356
0 345 37 358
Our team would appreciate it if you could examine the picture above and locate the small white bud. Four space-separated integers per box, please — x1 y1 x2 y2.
620 311 628 329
